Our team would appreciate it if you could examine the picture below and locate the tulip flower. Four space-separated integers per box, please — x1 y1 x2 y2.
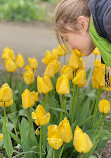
58 117 73 143
73 126 93 153
15 53 25 68
31 91 38 102
92 47 100 55
61 65 73 80
35 129 40 135
32 104 50 126
92 76 100 89
0 83 13 102
56 44 68 56
99 99 110 114
23 70 34 85
25 65 33 72
74 49 83 57
47 125 63 150
92 67 105 87
37 75 53 94
5 58 17 73
42 50 59 65
68 52 81 70
44 60 61 78
22 89 35 109
2 47 15 60
0 99 13 108
80 58 85 70
28 57 38 69
0 133 3 142
72 70 86 87
56 75 70 95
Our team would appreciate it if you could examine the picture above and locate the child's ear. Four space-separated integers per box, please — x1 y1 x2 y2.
77 16 89 31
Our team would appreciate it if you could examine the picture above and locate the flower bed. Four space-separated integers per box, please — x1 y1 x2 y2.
0 46 111 158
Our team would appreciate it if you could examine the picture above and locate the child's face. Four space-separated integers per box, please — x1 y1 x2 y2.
60 28 95 56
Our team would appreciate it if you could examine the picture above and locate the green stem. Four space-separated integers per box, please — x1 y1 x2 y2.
53 149 55 158
71 84 76 125
90 90 97 115
28 108 31 133
40 127 42 158
92 88 101 128
60 95 64 122
19 69 22 94
65 96 67 117
59 145 64 158
80 153 82 158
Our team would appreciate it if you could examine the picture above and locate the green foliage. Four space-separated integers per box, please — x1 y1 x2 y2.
0 0 47 22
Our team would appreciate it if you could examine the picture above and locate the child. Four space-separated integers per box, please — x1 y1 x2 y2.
54 0 111 66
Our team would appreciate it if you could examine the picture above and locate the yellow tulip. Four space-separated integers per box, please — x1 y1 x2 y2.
42 50 59 65
93 67 105 87
92 47 100 55
47 125 63 150
32 104 50 126
56 44 68 56
92 76 100 89
31 91 38 102
5 58 17 72
72 49 83 57
37 75 53 94
0 83 13 102
99 99 110 114
15 53 25 68
61 65 73 80
35 129 40 135
0 99 13 108
0 133 3 142
2 47 15 60
58 117 73 143
73 125 93 153
68 52 81 70
23 70 34 85
21 89 35 109
25 65 33 72
72 70 86 87
44 60 61 78
56 75 70 95
80 58 85 70
28 57 38 69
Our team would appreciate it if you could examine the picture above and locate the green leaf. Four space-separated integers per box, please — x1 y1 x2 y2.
86 68 91 80
0 153 2 158
2 120 13 158
89 156 97 158
96 137 108 151
46 147 53 158
8 130 21 145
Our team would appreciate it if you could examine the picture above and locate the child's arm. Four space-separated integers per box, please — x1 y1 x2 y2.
103 6 111 35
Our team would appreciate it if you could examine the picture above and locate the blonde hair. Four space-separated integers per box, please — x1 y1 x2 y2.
54 0 90 50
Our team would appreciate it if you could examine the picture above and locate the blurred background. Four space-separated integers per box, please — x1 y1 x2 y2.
0 0 97 74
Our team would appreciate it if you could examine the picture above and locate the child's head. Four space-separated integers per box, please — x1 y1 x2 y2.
54 0 95 56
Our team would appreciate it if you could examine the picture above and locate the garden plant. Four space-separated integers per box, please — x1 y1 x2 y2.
0 46 111 158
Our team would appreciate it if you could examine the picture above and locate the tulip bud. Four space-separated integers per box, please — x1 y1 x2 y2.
22 89 35 109
23 70 34 85
28 57 38 69
47 125 63 150
73 125 93 153
58 117 73 143
0 83 13 102
31 91 38 102
32 104 50 126
99 99 110 114
25 65 33 72
5 58 17 72
61 65 73 80
92 47 100 55
15 53 25 68
72 70 86 87
35 129 40 135
56 44 68 56
37 75 53 94
2 47 15 60
0 133 3 142
68 52 81 70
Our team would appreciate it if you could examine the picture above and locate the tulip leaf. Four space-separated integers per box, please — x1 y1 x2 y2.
46 147 53 158
2 120 13 158
8 129 21 145
96 137 108 151
19 118 37 158
86 68 91 80
89 156 97 158
0 153 2 158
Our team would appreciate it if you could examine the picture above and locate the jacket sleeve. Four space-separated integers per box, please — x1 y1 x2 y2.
103 5 111 35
